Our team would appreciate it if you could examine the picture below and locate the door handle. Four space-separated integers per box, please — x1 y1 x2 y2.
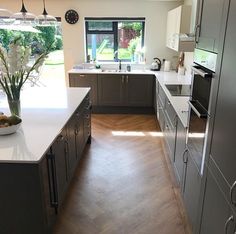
182 149 188 164
195 24 200 43
79 74 85 77
46 152 59 214
230 181 236 206
224 215 234 234
121 75 125 83
126 75 129 83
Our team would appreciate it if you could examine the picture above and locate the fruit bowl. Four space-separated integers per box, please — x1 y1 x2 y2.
0 123 21 135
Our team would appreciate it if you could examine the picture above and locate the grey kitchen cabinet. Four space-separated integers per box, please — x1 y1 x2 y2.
196 0 228 53
0 93 91 234
163 115 176 163
174 118 187 188
50 132 69 206
200 167 236 234
69 73 98 106
183 151 201 232
98 74 124 106
209 0 236 194
98 74 154 107
125 74 153 107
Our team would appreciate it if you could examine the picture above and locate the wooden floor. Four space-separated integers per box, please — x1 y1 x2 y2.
53 114 190 234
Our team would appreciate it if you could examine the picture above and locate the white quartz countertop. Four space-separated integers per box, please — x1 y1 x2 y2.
68 68 155 75
68 68 191 127
0 87 90 163
156 71 191 128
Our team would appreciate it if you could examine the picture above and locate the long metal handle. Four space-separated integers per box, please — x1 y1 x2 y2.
188 101 207 118
121 75 124 83
191 66 212 78
79 74 85 77
46 152 58 214
224 215 234 234
230 181 236 206
183 149 188 164
64 139 69 181
195 24 200 43
126 75 129 83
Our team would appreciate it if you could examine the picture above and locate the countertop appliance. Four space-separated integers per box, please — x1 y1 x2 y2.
187 48 217 175
150 57 161 71
165 84 191 96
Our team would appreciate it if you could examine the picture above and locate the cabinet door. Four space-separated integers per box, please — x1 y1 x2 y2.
163 117 176 163
196 0 227 53
69 74 98 105
74 108 85 161
125 75 153 107
51 133 68 206
200 169 235 234
174 119 186 187
158 107 165 132
98 74 124 106
66 117 77 177
210 0 236 190
183 151 201 231
40 156 57 230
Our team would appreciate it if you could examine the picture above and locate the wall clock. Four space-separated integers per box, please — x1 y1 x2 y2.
65 9 79 24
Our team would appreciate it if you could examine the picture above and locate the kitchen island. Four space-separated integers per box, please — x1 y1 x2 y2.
0 87 91 234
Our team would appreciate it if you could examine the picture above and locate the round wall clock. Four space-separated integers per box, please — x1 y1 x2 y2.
65 9 79 24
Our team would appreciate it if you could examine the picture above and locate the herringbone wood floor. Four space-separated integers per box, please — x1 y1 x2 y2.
53 114 190 234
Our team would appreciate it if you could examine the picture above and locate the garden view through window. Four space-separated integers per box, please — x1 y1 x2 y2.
85 18 145 62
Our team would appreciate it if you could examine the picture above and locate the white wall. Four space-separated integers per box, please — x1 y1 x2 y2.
2 0 183 84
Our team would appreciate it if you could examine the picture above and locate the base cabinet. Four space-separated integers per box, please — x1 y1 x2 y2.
183 151 201 232
200 168 236 234
69 73 98 106
174 118 187 188
0 94 91 234
98 74 154 107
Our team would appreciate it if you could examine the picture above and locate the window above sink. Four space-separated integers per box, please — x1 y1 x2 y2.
85 17 145 63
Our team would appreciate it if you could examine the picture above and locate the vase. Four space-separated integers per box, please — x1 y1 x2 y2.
8 99 21 117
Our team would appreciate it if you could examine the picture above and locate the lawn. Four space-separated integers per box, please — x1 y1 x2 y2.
45 50 64 65
88 48 132 61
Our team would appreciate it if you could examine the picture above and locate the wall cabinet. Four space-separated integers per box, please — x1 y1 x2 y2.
0 94 91 234
195 0 227 53
166 5 194 52
98 74 154 107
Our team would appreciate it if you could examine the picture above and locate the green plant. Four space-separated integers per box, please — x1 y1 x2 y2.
128 37 141 55
0 37 50 101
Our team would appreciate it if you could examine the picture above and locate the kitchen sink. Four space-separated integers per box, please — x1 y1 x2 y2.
101 69 127 73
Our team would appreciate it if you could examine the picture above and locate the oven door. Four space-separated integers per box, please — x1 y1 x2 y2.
187 100 208 171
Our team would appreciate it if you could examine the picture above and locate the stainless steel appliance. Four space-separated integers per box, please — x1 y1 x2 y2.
187 48 217 174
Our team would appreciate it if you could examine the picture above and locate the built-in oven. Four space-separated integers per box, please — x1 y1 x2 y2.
186 48 217 174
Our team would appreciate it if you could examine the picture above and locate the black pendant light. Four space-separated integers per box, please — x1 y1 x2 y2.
36 0 57 26
11 0 36 26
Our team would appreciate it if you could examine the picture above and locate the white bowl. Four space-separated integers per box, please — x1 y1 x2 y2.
0 123 21 136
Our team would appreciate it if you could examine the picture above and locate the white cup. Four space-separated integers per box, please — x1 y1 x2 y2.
164 60 171 72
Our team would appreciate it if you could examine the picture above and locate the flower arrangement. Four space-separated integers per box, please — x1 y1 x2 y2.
0 37 49 116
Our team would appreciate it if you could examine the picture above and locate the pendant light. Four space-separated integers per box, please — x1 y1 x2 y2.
0 9 15 25
36 0 57 26
11 0 36 26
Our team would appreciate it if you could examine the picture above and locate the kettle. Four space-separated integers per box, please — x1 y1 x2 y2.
150 57 161 71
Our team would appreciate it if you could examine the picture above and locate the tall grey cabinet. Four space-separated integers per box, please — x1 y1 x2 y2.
196 0 227 53
200 0 236 233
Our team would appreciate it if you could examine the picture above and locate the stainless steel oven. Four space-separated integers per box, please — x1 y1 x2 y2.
186 48 217 174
